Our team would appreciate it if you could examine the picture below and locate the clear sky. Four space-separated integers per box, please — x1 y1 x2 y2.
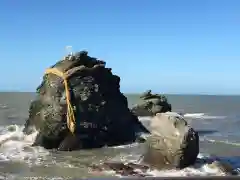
0 0 239 94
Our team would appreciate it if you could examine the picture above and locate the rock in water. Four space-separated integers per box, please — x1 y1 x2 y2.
143 112 199 169
23 51 149 150
131 90 172 116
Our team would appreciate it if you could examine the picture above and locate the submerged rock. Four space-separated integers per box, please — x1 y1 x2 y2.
208 160 236 175
90 162 151 177
23 50 149 150
143 112 199 169
131 90 172 117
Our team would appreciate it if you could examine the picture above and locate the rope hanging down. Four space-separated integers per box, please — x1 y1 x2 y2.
45 67 76 134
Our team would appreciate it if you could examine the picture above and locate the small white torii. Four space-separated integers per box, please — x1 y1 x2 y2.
65 45 73 56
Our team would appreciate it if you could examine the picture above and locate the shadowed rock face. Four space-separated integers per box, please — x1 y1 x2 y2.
23 51 149 151
143 112 199 169
130 90 172 117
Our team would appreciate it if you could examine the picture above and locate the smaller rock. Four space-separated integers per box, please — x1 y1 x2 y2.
143 112 199 169
90 162 151 177
208 160 237 175
140 90 152 99
131 90 172 117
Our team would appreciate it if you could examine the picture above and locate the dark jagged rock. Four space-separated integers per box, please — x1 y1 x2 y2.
23 51 149 151
131 90 172 117
143 112 199 169
90 162 151 177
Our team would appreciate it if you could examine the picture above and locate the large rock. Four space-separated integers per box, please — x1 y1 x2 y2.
143 112 199 169
23 51 149 150
131 90 172 117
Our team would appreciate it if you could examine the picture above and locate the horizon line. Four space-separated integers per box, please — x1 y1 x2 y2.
0 91 240 96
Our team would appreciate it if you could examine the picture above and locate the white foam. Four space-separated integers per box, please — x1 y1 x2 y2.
0 125 49 165
104 139 240 178
203 138 240 147
112 113 237 176
138 116 152 122
138 113 226 121
0 122 237 177
184 113 226 119
145 161 226 177
106 153 229 177
0 103 8 109
111 142 140 149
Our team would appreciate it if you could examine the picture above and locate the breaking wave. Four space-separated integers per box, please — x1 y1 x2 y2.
138 113 226 122
0 125 49 165
183 113 226 119
0 113 239 178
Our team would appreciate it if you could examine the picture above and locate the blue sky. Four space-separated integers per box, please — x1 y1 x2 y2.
0 0 239 94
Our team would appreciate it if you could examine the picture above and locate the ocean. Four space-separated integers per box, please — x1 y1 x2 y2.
0 92 240 179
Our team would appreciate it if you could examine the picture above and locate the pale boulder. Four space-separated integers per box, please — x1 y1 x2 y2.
143 112 199 169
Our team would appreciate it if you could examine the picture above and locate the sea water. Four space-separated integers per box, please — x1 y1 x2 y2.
0 92 240 179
